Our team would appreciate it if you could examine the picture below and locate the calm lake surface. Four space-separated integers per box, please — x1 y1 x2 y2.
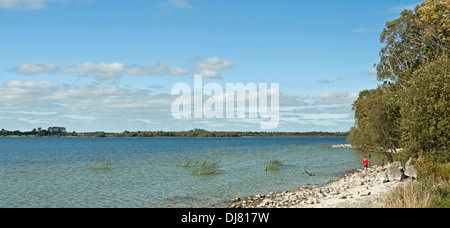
0 137 383 208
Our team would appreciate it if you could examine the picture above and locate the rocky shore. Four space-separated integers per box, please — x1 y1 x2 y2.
330 144 353 148
229 159 417 208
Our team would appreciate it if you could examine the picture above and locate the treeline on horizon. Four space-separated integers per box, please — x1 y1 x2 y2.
348 0 449 164
0 127 349 138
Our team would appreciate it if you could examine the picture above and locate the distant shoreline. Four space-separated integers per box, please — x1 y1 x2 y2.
0 135 348 138
0 128 349 138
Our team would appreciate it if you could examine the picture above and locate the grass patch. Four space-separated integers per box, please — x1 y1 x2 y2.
267 160 282 171
384 177 449 208
192 159 221 176
178 156 222 176
383 162 449 208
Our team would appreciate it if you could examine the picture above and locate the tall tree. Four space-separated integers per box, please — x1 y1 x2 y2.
349 85 401 153
376 0 449 85
399 55 450 163
350 0 449 158
416 0 450 58
377 9 422 84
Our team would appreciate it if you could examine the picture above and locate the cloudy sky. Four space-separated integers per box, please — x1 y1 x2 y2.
0 0 421 132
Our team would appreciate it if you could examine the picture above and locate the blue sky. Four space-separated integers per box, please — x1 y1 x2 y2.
0 0 422 132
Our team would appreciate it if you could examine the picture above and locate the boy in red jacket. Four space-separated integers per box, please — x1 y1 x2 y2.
363 156 370 169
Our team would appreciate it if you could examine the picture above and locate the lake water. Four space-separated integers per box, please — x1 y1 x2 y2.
0 137 383 208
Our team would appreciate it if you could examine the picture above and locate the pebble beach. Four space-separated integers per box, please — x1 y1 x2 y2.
229 160 417 208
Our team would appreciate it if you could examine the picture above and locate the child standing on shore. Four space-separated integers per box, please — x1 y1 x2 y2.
362 156 370 169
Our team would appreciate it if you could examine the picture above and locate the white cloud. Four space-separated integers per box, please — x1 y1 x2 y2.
0 78 359 132
126 119 161 125
196 57 235 78
125 63 188 76
312 91 358 105
297 113 350 120
197 57 234 70
167 67 189 76
317 77 346 84
0 80 177 131
60 114 97 121
168 0 192 9
13 63 57 73
198 70 220 78
4 80 58 89
0 0 73 10
13 62 189 83
363 68 377 75
275 90 356 130
7 110 58 115
0 0 47 10
12 57 235 82
68 62 125 74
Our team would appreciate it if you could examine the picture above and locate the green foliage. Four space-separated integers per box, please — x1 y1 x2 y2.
348 85 401 153
92 131 106 137
399 55 450 163
350 0 449 165
435 163 450 181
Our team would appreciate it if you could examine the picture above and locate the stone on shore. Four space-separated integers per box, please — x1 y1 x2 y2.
404 157 417 179
330 144 353 148
386 162 403 182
